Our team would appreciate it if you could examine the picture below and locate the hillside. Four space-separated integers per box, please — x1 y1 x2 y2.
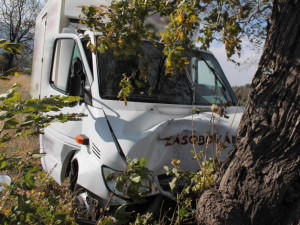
232 84 250 106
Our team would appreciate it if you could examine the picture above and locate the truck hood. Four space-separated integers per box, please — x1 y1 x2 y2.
103 105 243 175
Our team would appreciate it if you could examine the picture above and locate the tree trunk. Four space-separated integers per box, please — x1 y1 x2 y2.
196 0 300 224
5 53 15 71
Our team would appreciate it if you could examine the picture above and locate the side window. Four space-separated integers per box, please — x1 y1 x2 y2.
50 39 86 95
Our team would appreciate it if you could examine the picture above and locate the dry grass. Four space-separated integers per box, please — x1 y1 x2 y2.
0 74 32 100
0 74 38 158
0 74 75 224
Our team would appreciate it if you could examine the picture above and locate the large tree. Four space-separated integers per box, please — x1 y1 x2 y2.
196 0 300 224
0 0 41 70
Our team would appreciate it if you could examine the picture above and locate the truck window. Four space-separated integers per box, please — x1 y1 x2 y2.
50 39 86 94
98 41 237 105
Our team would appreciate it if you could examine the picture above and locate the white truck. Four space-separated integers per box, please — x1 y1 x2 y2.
31 0 243 221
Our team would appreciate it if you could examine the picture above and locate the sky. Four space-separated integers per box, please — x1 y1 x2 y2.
209 41 263 87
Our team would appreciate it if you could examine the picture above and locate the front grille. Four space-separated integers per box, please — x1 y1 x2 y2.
92 143 101 159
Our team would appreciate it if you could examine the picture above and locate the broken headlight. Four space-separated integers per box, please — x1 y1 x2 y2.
102 166 159 199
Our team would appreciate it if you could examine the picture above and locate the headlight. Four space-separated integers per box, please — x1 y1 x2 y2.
102 166 159 199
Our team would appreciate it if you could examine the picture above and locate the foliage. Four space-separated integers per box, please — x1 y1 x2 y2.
0 39 22 78
0 153 76 225
0 39 22 55
80 0 270 101
115 158 151 202
0 82 84 143
0 40 82 224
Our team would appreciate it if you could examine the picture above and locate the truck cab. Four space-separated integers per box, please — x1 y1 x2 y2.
31 0 243 220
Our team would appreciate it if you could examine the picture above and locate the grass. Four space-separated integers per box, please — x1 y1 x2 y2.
0 74 76 224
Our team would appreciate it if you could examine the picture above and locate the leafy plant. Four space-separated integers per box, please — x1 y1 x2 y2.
0 153 76 225
0 82 84 143
0 40 81 224
115 158 152 202
0 39 22 55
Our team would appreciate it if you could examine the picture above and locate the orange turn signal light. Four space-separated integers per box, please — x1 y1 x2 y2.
76 135 89 145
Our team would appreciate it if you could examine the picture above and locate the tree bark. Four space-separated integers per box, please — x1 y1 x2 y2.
196 0 300 224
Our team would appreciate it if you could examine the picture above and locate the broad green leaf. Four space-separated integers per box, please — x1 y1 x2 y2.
169 177 177 191
0 161 7 169
130 174 141 183
139 158 147 167
64 96 82 102
4 92 22 103
163 166 169 172
3 118 19 129
23 172 36 189
114 204 131 224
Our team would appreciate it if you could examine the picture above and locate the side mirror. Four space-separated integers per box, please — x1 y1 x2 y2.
72 57 83 75
69 57 84 97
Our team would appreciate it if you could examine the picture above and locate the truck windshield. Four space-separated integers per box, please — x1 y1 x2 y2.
98 41 236 105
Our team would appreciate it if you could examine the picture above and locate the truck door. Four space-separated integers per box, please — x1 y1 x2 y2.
40 36 93 184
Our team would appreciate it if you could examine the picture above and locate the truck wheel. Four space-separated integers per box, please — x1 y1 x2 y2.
73 184 101 224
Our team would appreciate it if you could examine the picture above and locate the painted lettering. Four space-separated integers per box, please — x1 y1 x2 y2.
198 136 205 145
164 135 236 147
224 135 231 144
173 136 180 145
165 137 172 146
181 136 188 145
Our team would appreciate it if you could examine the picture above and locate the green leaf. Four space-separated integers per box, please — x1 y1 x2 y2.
115 176 126 192
139 158 147 167
114 204 131 224
64 96 82 102
130 174 141 183
4 92 22 104
163 166 169 172
169 177 177 191
3 118 19 129
0 134 11 143
23 172 36 189
0 160 7 170
25 101 46 110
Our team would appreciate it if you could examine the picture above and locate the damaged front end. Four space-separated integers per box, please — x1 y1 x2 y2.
95 104 243 218
73 41 244 222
